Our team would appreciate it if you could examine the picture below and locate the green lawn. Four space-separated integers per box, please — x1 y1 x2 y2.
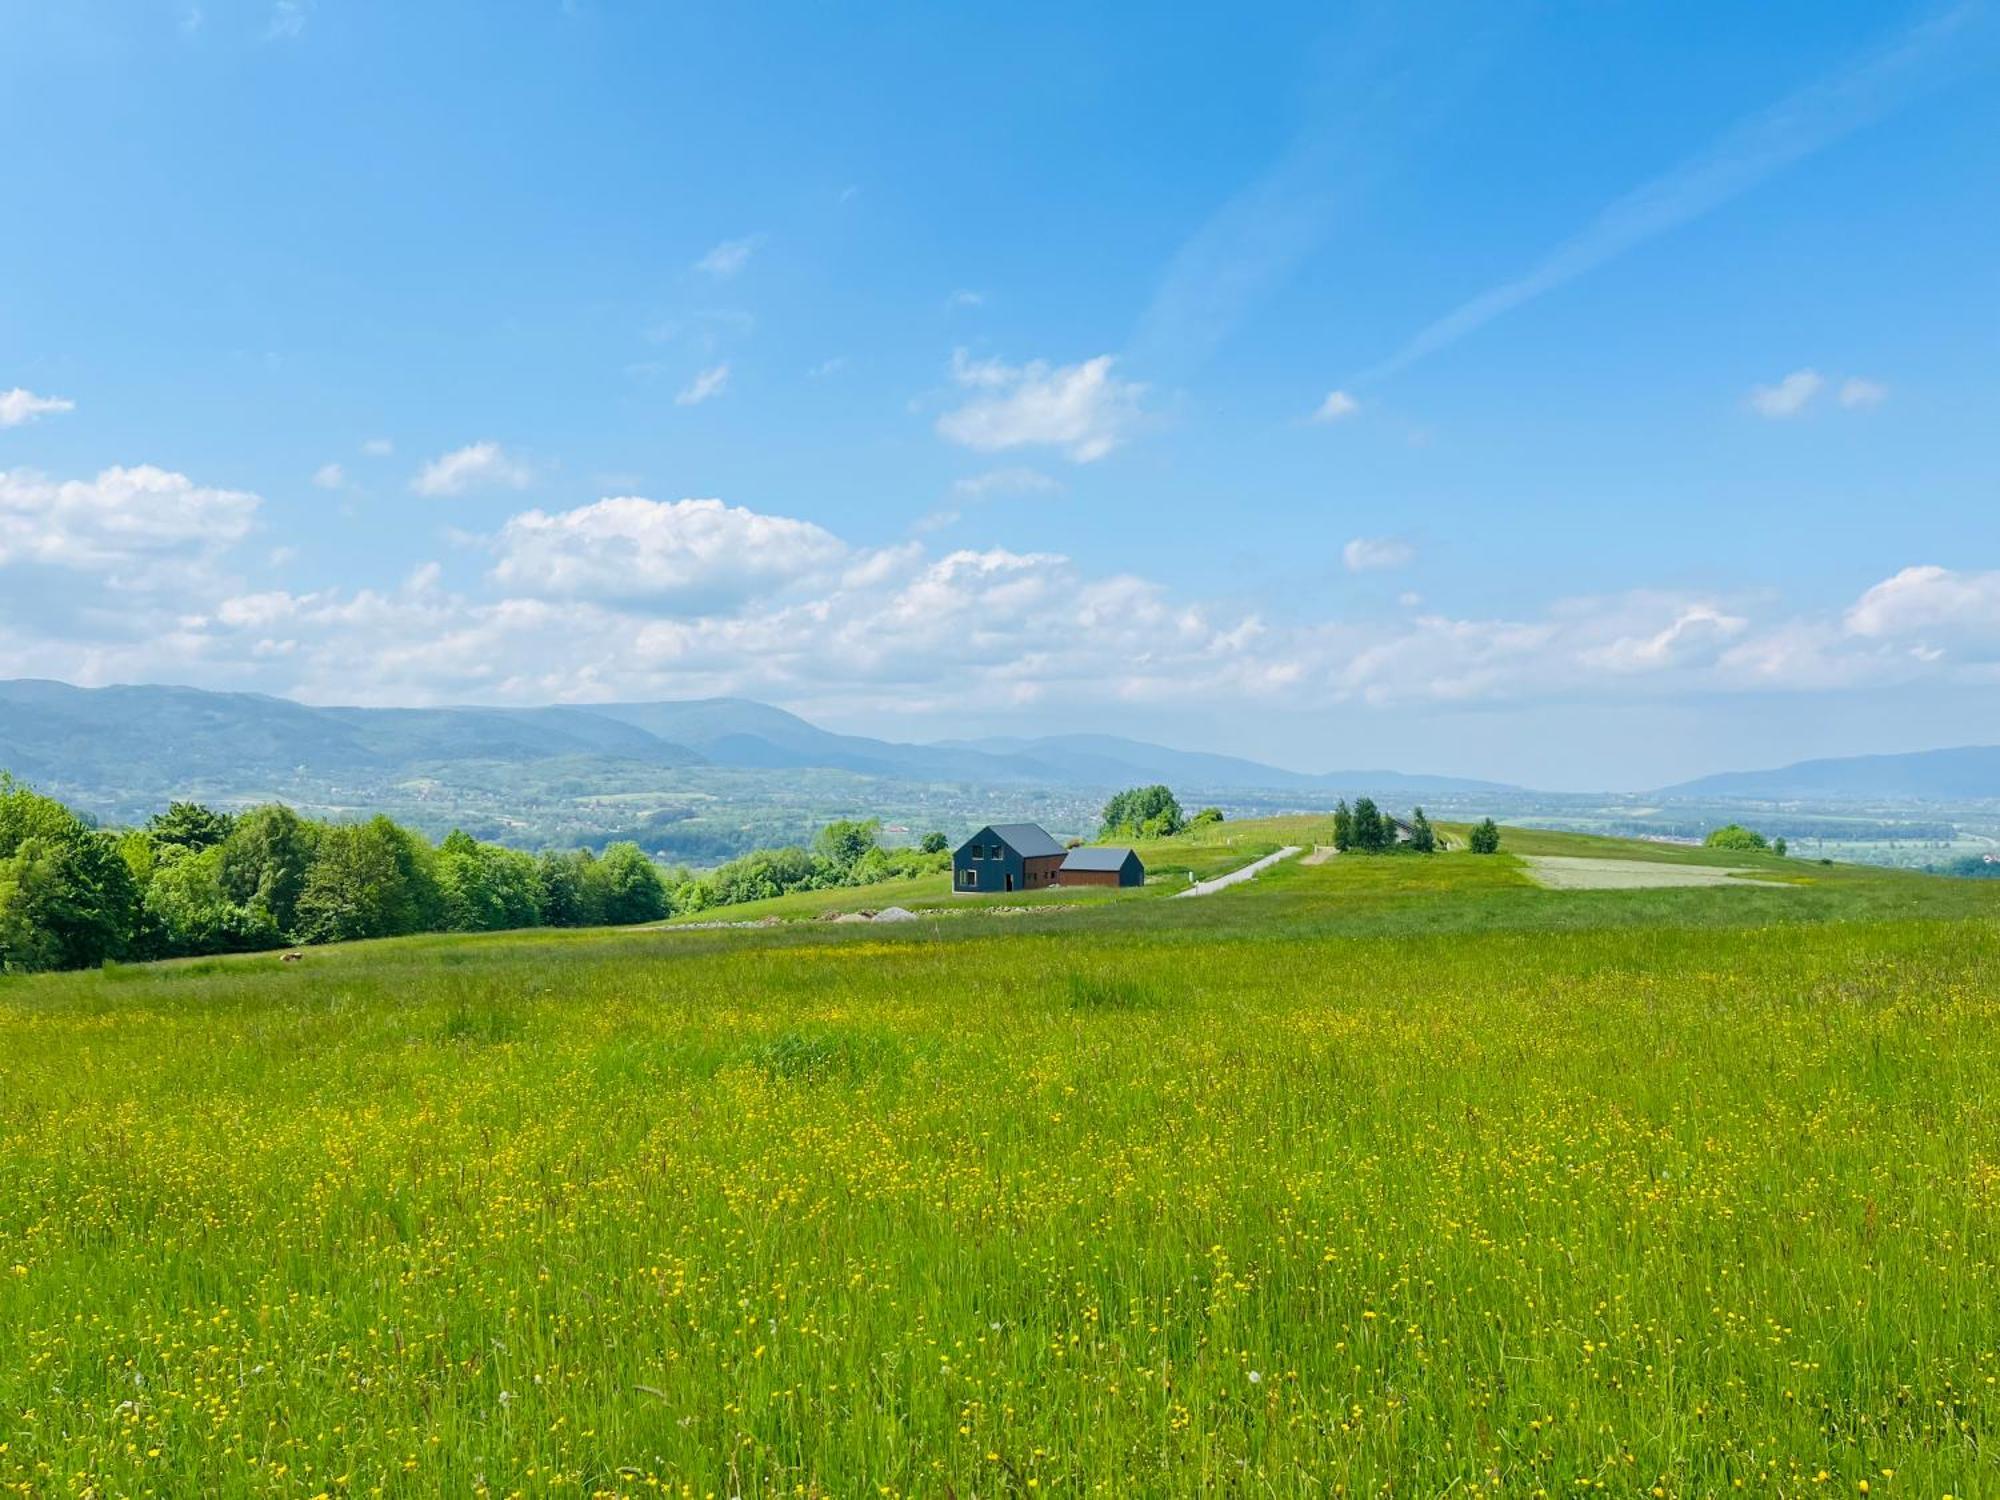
3 825 1997 1496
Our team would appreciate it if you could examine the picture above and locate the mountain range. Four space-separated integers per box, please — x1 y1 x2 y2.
1661 745 2000 802
0 679 1514 800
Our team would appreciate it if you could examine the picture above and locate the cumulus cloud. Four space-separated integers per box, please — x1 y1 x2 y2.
312 462 345 490
1747 369 1824 418
489 496 847 610
1839 376 1889 408
1342 537 1413 573
1844 565 2000 645
1312 390 1359 423
694 237 761 277
411 441 536 497
0 388 75 428
0 465 258 577
676 364 731 406
936 351 1144 463
16 450 2000 729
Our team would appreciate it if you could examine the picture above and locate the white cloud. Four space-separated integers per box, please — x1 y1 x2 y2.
1844 565 2000 644
1312 390 1359 423
676 364 730 406
1839 376 1889 409
0 388 76 428
264 0 308 40
1342 537 1413 573
411 441 535 497
936 352 1144 463
694 237 761 277
1747 369 1824 419
948 290 985 309
311 462 345 490
361 437 394 457
1579 604 1747 674
0 465 258 575
490 496 846 609
952 467 1061 500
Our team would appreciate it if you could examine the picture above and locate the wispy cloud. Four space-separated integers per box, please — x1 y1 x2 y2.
1747 369 1825 419
264 0 309 41
948 289 985 309
694 236 762 278
410 441 535 497
0 388 75 428
676 364 731 406
1312 390 1359 424
952 467 1061 500
1359 5 1990 383
936 352 1144 463
311 462 345 490
1839 376 1890 408
361 437 394 457
1343 536 1414 573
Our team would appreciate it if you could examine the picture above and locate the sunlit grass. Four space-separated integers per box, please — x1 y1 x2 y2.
2 825 1996 1495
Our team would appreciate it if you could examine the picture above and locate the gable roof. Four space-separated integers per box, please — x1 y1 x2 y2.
1060 844 1140 872
968 822 1066 858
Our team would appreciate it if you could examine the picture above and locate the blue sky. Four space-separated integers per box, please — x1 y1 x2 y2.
2 0 1997 788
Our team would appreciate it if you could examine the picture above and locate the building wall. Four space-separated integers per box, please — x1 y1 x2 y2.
953 832 1064 893
1057 857 1144 887
1058 868 1122 887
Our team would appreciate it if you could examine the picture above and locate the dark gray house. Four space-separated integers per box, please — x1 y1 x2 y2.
1057 845 1145 887
953 823 1066 894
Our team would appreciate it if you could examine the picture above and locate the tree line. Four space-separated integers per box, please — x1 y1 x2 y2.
0 776 950 974
1330 799 1504 855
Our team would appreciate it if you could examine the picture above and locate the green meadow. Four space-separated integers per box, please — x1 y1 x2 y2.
3 823 1997 1497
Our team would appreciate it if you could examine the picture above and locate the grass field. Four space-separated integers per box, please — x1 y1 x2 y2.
3 823 1998 1496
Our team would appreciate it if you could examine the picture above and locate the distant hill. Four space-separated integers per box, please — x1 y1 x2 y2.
937 731 1517 797
1662 745 2000 802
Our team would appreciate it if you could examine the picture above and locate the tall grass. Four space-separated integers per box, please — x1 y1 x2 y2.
1 834 1996 1495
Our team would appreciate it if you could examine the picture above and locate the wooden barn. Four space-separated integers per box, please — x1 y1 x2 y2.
1057 845 1145 887
953 823 1066 894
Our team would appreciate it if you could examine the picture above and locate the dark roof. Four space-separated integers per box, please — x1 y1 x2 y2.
1060 844 1140 872
986 822 1066 858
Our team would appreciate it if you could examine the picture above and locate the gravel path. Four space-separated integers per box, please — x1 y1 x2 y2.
1175 846 1303 897
1300 845 1335 866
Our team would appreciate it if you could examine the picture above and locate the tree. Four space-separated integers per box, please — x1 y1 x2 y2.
1332 800 1353 852
1099 785 1185 840
814 818 881 876
218 805 315 935
1407 807 1437 854
147 800 236 854
294 819 433 945
1468 818 1501 854
536 849 600 927
1773 837 1789 858
1704 824 1770 852
1188 807 1224 830
144 844 280 956
918 831 949 855
0 777 142 972
590 842 670 924
436 831 543 933
1350 797 1386 853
